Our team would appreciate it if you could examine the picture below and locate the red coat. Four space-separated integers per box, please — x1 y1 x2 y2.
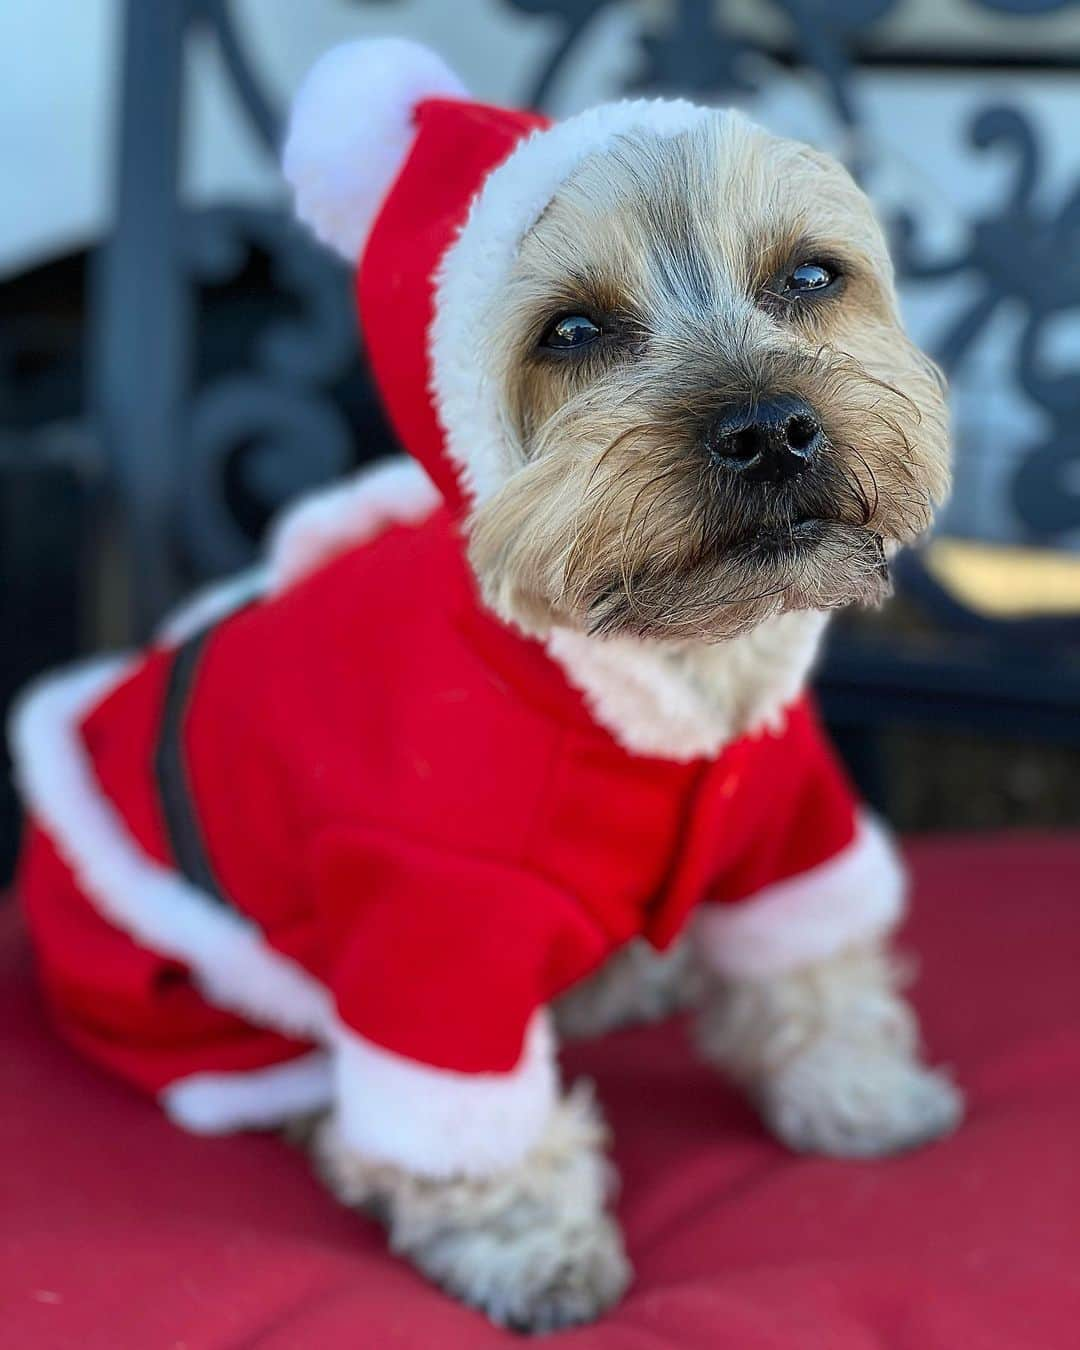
11 46 903 1178
12 484 901 1176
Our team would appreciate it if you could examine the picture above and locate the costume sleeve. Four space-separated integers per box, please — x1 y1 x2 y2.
310 825 606 1178
695 699 905 981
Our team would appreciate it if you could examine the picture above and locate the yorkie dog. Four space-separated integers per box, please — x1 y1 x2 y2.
12 40 959 1333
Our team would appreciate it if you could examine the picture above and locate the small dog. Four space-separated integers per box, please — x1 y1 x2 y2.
11 40 959 1333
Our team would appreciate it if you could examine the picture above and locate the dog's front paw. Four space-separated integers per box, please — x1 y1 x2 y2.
761 1041 964 1158
416 1209 630 1333
310 1087 630 1331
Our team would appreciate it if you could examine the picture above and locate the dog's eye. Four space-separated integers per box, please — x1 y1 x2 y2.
539 314 602 350
784 262 836 295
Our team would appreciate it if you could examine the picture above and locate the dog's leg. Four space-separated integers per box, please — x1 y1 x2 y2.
310 1083 630 1332
553 937 701 1039
696 941 963 1157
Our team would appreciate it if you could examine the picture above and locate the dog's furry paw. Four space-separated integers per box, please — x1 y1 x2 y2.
761 1041 964 1158
310 1086 630 1331
414 1209 630 1333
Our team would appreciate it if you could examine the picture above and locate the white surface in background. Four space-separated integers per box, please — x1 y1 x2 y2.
1 0 548 276
1 0 113 275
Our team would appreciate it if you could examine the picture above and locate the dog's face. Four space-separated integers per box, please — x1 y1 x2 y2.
467 114 950 642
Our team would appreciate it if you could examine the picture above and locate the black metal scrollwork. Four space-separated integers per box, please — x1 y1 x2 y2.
178 7 373 580
894 105 1080 542
768 0 898 130
99 0 1080 629
100 1 389 619
975 0 1078 14
181 209 358 577
632 0 758 103
507 0 623 108
511 0 900 128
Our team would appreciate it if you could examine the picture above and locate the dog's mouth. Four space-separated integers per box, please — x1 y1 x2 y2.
744 516 888 570
746 516 838 556
584 517 890 641
721 516 890 606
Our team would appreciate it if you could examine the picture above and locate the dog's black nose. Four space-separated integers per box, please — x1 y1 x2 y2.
707 397 823 484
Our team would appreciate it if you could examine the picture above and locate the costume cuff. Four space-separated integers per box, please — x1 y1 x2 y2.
332 1009 557 1178
696 814 906 979
161 1051 334 1133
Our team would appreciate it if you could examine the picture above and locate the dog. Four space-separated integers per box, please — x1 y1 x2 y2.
10 40 959 1333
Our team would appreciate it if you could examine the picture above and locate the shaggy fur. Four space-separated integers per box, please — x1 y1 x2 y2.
312 112 957 1332
469 117 948 646
314 1085 630 1332
696 942 962 1156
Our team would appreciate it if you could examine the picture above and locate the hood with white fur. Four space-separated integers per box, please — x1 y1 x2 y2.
283 38 708 511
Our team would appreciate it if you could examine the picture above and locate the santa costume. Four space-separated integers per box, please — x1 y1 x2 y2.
10 40 903 1180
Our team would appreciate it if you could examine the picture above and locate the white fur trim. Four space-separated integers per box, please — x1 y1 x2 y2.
284 39 468 261
334 1011 557 1179
162 1051 334 1134
155 458 440 646
157 566 268 646
266 457 440 595
8 659 335 1042
695 814 907 979
9 659 557 1170
431 98 713 504
547 610 828 761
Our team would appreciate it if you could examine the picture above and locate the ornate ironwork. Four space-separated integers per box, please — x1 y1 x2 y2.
5 0 1080 868
96 0 378 634
510 0 902 128
180 208 358 577
976 0 1078 13
894 104 1080 542
87 0 1080 640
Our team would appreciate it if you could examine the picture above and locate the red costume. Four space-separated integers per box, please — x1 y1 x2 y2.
11 39 902 1178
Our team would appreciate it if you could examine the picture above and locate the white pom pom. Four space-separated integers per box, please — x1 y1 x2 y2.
283 39 467 261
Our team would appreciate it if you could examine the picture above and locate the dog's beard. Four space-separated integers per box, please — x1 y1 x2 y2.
471 345 941 644
585 518 890 640
469 440 909 642
572 451 897 642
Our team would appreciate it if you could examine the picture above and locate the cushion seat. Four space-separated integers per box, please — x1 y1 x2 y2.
3 834 1079 1348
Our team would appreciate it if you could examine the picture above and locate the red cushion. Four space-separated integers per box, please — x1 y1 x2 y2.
3 834 1079 1348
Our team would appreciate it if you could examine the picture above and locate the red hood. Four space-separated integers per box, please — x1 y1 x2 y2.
356 98 549 513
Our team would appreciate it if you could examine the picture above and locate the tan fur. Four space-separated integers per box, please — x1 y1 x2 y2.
313 1085 629 1332
696 941 963 1156
469 116 949 642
